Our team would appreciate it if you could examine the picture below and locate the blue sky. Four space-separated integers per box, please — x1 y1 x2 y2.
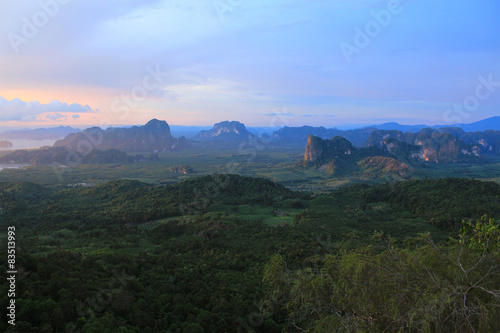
0 0 499 129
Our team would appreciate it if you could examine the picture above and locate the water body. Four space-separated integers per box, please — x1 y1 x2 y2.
0 140 55 171
0 139 57 150
0 164 30 171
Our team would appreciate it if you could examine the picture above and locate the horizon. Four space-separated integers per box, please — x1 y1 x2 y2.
1 115 499 135
1 1 499 129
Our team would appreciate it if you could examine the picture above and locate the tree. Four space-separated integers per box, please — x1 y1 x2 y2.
460 215 500 253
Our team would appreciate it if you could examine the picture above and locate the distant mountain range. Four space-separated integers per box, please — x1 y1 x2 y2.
1 116 498 141
0 119 188 165
0 126 80 140
275 117 500 146
367 116 500 133
1 116 500 167
273 126 375 147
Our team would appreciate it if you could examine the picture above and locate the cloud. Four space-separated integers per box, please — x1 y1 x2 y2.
72 114 80 119
148 89 178 100
45 113 67 121
0 1 498 127
0 96 97 121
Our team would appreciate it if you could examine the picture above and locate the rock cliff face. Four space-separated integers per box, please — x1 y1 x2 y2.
365 130 405 148
461 130 500 155
302 135 412 178
54 119 187 153
303 134 323 162
366 128 483 163
194 121 254 142
303 135 354 163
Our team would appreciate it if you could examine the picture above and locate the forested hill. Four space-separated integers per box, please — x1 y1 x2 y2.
0 174 299 227
340 178 500 230
1 175 499 233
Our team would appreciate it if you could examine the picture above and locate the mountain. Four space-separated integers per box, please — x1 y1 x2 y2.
273 126 375 147
366 122 428 133
54 119 187 153
448 116 500 132
194 121 255 142
366 128 483 163
302 127 485 178
407 130 482 163
0 126 80 140
368 116 500 133
460 130 500 155
302 134 410 179
303 135 355 164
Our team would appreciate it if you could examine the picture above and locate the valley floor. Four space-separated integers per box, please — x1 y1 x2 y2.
1 145 500 332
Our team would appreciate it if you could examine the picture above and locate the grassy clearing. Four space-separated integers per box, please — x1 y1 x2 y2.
263 217 293 226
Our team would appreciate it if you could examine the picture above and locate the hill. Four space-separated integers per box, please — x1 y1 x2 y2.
0 174 299 226
0 176 499 332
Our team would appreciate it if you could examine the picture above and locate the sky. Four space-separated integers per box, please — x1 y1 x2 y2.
0 0 499 130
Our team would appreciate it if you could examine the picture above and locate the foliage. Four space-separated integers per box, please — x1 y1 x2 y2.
0 176 499 332
261 233 500 332
460 215 500 253
360 178 500 230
